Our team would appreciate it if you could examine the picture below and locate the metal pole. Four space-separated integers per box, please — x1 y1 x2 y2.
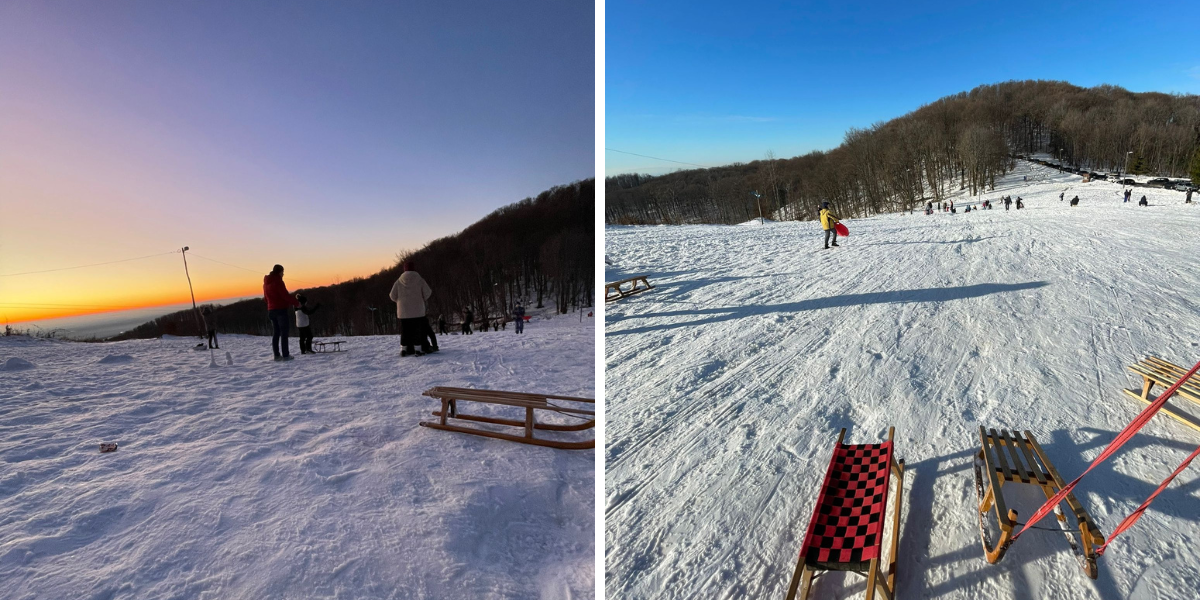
181 246 204 337
752 190 763 224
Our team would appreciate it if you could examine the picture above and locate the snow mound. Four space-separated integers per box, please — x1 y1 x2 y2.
3 357 35 371
97 354 134 364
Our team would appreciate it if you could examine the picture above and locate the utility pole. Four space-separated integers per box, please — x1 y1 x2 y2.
752 190 763 224
181 246 204 337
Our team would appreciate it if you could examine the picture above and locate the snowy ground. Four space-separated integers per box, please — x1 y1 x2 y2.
1 314 594 599
604 161 1200 600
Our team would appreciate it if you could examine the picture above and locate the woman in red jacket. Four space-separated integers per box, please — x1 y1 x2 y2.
263 264 301 361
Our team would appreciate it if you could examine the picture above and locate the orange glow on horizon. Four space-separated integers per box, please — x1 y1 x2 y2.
2 273 359 324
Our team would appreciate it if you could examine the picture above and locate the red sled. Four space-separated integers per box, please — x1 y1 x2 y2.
523 316 531 321
835 223 849 237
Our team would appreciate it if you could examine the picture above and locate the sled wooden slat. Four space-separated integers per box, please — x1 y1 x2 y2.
604 276 653 302
1010 430 1048 485
419 386 595 450
988 428 1014 481
1000 429 1032 484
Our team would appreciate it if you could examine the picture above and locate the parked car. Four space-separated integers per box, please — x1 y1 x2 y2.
1107 174 1123 182
1174 182 1197 192
1122 178 1137 185
1147 178 1171 188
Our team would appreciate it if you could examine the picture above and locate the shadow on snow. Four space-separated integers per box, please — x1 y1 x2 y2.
607 281 1051 337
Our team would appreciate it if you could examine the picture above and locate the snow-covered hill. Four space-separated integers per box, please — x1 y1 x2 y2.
605 162 1200 599
1 316 595 599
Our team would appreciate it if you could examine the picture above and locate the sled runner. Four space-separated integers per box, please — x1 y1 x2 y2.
313 340 345 353
419 387 595 450
785 428 904 600
1123 357 1200 433
605 276 653 302
973 427 1105 578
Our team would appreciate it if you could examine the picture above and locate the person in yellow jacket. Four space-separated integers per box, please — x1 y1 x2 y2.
819 201 840 249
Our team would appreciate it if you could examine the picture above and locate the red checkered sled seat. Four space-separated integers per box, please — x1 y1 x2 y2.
786 428 905 600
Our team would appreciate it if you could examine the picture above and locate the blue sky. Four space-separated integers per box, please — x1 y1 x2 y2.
605 0 1200 176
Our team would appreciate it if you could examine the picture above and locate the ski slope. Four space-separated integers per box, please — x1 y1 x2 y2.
0 315 595 599
604 162 1200 600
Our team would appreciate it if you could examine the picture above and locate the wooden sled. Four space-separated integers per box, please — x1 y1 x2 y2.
605 276 653 302
1124 356 1200 433
973 427 1105 579
419 387 595 450
786 428 904 600
313 340 346 353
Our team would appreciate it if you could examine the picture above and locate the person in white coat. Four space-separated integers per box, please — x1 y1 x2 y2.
389 261 433 356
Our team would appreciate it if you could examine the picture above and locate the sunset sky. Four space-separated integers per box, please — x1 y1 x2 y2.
0 1 594 324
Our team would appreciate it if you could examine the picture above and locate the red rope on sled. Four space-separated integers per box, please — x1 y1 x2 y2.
1095 442 1200 556
1012 358 1200 543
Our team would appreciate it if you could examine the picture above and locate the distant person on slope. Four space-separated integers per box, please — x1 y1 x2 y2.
295 294 320 354
389 261 433 356
462 309 474 335
514 303 526 334
202 306 218 349
264 264 301 361
1138 195 1148 206
819 202 840 249
438 314 448 335
1060 191 1065 202
1070 196 1080 207
1004 197 1012 210
1016 197 1024 209
1187 189 1193 204
1124 189 1132 203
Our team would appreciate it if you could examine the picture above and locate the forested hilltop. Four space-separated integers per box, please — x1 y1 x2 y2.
112 180 594 340
605 80 1200 225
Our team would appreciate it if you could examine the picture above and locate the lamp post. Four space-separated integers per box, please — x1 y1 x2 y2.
180 246 204 337
751 190 763 224
1123 151 1133 178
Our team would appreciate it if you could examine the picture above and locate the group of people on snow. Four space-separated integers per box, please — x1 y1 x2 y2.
259 262 530 361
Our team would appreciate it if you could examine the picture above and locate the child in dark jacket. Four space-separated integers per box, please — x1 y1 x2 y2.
295 294 321 354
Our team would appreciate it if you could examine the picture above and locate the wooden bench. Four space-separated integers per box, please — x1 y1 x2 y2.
418 387 595 449
313 340 346 353
1124 356 1200 433
975 427 1104 579
604 276 653 302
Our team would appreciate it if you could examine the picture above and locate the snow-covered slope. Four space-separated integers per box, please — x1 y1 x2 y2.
1 315 594 599
605 162 1200 599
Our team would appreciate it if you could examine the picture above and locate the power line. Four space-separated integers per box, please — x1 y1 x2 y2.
187 252 262 274
188 252 318 287
605 148 712 169
0 250 180 277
